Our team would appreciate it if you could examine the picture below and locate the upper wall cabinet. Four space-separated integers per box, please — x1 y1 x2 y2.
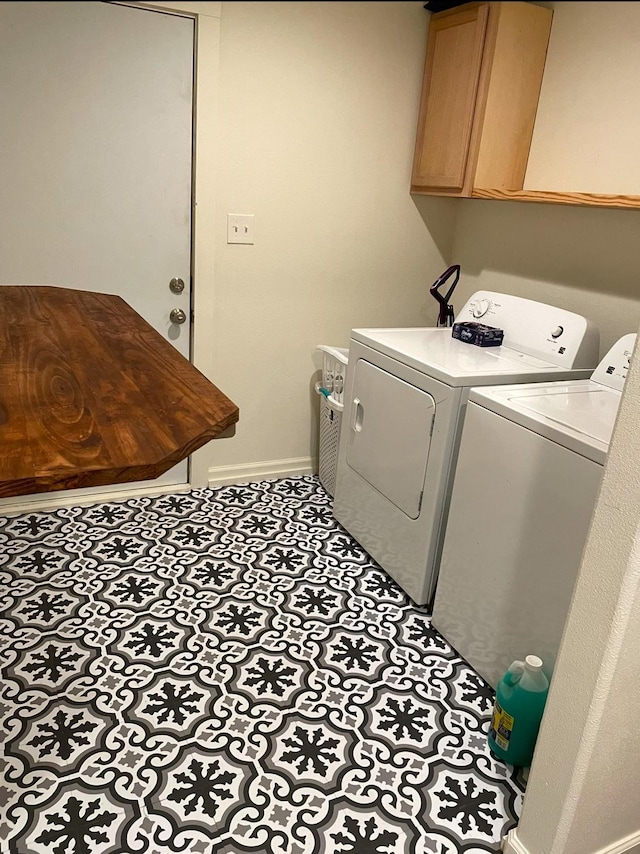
411 1 552 198
413 1 640 210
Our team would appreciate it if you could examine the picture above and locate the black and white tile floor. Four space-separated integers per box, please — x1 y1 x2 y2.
0 476 523 853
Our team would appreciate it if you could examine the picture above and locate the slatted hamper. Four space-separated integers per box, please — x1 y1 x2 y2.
314 346 349 497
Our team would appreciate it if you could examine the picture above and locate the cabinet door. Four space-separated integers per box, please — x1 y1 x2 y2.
411 3 489 192
473 2 552 191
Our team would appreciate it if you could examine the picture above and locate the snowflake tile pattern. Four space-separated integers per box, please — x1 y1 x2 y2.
0 477 524 853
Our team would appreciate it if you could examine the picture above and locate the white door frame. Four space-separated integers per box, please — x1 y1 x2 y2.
127 2 223 491
0 2 222 515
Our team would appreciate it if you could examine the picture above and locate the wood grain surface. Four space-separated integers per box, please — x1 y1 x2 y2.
471 187 640 209
0 286 239 497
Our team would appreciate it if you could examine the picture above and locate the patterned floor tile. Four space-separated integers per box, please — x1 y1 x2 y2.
0 476 524 853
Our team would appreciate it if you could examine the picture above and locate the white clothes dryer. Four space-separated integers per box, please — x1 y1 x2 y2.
333 291 600 606
431 333 636 688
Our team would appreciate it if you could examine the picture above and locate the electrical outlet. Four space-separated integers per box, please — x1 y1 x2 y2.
227 213 254 244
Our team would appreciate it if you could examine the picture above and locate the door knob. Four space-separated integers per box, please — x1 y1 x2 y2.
169 277 185 294
169 308 187 324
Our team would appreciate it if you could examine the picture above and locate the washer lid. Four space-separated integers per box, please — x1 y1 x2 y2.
350 328 594 387
469 380 622 464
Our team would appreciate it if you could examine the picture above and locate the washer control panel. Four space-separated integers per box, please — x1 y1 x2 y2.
457 291 600 369
591 333 637 391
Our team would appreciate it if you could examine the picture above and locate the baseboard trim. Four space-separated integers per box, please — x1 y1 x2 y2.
594 831 640 854
0 481 190 517
501 829 529 854
208 457 314 487
502 827 640 854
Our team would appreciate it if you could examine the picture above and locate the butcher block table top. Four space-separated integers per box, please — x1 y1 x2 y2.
0 285 239 498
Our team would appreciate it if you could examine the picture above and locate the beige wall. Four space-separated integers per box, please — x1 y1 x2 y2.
206 1 456 482
450 199 640 359
525 2 640 195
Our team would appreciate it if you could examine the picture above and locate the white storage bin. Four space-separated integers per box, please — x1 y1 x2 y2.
315 345 349 497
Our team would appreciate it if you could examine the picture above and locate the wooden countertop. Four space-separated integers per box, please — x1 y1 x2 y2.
0 285 239 498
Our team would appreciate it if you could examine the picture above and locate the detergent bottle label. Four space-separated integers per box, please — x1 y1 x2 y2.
490 701 514 751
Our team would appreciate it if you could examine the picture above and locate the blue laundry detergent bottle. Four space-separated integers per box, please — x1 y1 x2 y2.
488 655 549 767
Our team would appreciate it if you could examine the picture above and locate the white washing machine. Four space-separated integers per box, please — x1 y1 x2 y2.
333 291 600 606
431 333 636 688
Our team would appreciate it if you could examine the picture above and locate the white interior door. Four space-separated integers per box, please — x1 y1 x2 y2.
0 1 194 496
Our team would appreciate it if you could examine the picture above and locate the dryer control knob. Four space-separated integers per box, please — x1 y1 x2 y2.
472 300 490 318
551 326 564 338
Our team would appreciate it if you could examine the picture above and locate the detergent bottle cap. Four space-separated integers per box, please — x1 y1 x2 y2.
525 655 543 671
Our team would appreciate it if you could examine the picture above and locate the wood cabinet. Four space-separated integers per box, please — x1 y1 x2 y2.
411 1 553 198
412 1 640 209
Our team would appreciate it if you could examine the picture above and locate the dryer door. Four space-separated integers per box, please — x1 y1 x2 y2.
346 359 435 519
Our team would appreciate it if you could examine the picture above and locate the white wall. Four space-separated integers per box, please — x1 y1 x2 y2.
206 1 457 482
